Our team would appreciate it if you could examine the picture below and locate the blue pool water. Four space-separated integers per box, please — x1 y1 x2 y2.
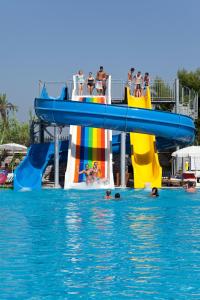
0 188 200 299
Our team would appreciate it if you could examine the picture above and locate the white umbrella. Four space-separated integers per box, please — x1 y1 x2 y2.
172 146 200 158
0 143 27 153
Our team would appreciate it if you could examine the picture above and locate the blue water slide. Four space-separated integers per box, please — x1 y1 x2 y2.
14 141 68 191
35 98 195 147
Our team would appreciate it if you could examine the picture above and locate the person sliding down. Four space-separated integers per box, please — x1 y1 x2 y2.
79 164 94 185
92 161 101 182
134 71 143 97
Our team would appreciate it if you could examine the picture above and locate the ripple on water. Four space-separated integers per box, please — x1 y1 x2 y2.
0 188 200 299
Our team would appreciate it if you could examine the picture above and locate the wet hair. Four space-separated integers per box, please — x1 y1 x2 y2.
100 66 103 70
115 193 120 199
106 190 111 196
152 187 159 197
130 68 135 72
145 72 149 76
188 181 194 188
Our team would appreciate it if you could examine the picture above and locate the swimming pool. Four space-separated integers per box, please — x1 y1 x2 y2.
0 188 200 299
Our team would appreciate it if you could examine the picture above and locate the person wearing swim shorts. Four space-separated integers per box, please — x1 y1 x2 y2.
127 67 135 94
96 66 108 95
133 71 143 97
79 164 93 184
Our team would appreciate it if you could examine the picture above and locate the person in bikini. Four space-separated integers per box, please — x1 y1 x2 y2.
92 161 101 181
87 72 95 95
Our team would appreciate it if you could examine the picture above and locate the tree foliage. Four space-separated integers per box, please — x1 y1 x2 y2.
0 93 17 126
178 68 200 93
0 93 30 146
151 77 174 111
178 68 200 143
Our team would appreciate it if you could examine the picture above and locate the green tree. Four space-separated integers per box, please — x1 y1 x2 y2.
178 68 200 143
0 93 17 143
4 117 30 146
151 77 174 111
178 68 200 93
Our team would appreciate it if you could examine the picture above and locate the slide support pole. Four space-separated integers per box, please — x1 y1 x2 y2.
175 78 180 151
175 78 179 114
120 132 126 187
54 126 60 188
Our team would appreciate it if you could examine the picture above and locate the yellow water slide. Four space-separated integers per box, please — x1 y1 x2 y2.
127 87 162 188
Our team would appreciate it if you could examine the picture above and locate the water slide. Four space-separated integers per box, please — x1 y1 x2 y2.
35 94 195 188
64 95 114 189
127 87 162 188
14 141 68 191
35 97 194 145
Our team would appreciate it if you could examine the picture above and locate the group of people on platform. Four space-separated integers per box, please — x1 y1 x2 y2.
76 66 150 97
127 68 150 97
76 66 108 96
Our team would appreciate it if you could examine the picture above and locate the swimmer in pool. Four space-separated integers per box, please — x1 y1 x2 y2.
105 190 112 199
114 193 120 199
151 187 159 197
185 181 196 193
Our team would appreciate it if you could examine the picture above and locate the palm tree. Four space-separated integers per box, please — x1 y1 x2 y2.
0 93 17 143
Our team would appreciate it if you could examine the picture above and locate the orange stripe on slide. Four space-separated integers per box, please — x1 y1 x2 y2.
74 126 81 183
100 128 105 178
100 97 106 178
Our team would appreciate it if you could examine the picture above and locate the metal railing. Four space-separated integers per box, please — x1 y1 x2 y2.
38 80 73 99
72 74 112 99
151 80 175 101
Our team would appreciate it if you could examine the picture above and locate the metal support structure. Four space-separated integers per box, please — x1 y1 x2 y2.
54 126 60 188
175 78 180 152
175 78 179 114
39 121 45 144
120 132 126 187
30 121 35 144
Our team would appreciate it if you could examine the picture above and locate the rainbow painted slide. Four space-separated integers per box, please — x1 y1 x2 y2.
64 96 114 189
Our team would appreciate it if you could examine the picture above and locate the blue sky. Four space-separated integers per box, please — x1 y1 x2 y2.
0 0 199 121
